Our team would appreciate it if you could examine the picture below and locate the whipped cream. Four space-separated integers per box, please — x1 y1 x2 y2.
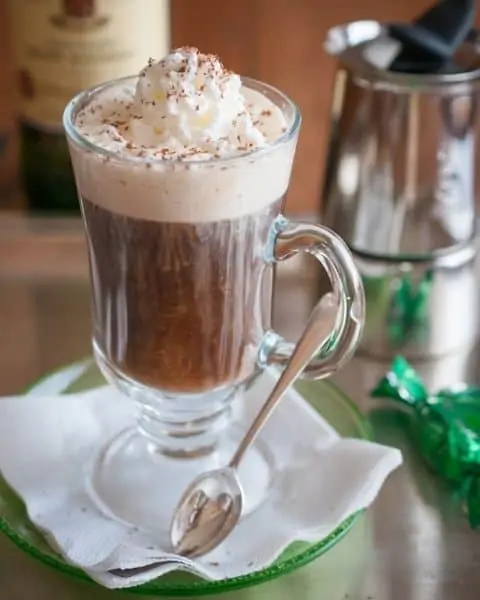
69 48 297 222
75 47 288 160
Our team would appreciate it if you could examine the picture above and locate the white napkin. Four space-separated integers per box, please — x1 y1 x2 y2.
0 363 402 589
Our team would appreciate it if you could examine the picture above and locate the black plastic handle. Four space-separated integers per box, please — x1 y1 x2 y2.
389 0 477 73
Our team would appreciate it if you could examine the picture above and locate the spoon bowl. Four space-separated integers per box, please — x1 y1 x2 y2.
171 467 243 558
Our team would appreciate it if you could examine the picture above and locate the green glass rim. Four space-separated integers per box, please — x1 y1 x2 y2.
0 506 360 597
0 361 372 597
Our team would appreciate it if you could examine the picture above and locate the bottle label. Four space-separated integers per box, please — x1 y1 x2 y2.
8 0 170 131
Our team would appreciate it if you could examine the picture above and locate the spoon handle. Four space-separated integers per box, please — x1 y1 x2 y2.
229 294 340 470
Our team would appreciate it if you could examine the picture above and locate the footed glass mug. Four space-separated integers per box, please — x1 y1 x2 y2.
64 76 365 530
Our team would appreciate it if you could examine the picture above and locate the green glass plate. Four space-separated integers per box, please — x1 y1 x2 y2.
0 361 371 597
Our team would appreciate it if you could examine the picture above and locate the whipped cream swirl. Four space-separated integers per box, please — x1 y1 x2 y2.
129 48 269 157
75 47 288 161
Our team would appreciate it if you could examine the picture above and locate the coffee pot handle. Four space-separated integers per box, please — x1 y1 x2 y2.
261 217 365 379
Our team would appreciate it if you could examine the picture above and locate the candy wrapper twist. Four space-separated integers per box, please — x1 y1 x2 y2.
371 356 480 529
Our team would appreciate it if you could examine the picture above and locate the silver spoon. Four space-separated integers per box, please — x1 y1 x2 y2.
170 294 341 558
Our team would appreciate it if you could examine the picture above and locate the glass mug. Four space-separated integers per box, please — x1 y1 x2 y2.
64 76 365 529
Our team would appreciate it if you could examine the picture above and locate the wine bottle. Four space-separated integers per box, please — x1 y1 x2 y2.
8 0 170 213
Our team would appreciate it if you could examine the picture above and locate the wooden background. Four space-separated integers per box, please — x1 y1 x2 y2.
0 0 437 215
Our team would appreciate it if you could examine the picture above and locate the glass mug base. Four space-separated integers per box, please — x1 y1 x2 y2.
89 343 278 533
93 341 255 458
91 343 276 532
86 424 276 535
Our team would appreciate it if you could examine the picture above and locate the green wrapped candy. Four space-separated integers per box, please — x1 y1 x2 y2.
371 356 480 529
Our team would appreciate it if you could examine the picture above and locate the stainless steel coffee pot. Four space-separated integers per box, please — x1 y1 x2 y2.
321 20 480 359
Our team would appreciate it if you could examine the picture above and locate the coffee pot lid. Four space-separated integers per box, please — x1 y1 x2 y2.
325 20 480 90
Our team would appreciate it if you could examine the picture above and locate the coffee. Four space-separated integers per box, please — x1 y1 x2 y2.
69 48 296 396
83 197 283 392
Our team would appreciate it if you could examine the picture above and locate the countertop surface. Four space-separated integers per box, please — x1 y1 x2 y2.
0 215 479 600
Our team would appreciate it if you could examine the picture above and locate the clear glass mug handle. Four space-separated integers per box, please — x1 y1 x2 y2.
261 217 365 379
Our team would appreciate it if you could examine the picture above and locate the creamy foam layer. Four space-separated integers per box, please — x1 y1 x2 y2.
70 48 297 223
